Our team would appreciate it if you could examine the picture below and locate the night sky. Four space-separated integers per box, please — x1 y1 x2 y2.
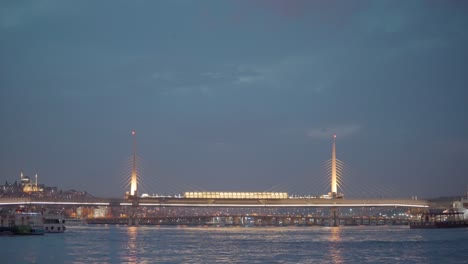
1 1 467 198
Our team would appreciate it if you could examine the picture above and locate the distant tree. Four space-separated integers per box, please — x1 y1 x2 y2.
14 180 18 186
4 180 7 186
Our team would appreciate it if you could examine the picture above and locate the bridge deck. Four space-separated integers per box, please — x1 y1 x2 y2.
0 197 429 208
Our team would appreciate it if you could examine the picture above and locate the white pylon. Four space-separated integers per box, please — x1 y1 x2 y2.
130 131 138 196
331 134 337 194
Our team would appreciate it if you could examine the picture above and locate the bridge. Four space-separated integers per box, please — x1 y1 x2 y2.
0 196 428 208
0 133 429 226
0 196 428 227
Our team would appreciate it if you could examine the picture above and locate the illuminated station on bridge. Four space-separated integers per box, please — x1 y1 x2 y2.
184 192 289 200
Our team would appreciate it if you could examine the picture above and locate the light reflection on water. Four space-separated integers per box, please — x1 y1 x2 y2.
1 225 467 263
329 227 343 264
125 226 138 264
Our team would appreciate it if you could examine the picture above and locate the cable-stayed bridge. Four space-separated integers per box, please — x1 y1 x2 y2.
1 132 434 227
0 196 428 208
0 133 429 211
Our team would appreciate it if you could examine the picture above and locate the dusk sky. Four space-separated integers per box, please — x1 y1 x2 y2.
1 1 467 198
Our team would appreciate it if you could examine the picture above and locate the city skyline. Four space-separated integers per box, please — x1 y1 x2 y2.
1 1 467 198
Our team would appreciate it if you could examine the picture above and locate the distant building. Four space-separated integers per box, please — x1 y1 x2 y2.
93 206 109 218
20 171 43 193
0 181 22 196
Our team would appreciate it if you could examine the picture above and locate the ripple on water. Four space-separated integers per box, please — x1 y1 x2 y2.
1 225 467 263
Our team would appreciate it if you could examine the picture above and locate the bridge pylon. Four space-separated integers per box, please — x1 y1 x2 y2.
130 130 138 197
328 135 343 199
328 135 341 226
127 130 139 225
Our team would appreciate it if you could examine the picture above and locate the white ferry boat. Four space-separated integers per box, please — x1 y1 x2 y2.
0 209 45 235
44 214 66 233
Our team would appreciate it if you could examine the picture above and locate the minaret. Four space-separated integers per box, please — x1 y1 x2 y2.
331 134 337 195
35 171 38 191
20 170 24 180
130 131 138 197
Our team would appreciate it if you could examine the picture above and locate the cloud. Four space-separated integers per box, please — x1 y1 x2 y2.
200 72 224 80
307 124 361 139
0 1 70 29
148 65 269 94
233 56 335 92
235 75 263 84
252 0 363 24
147 70 222 96
139 53 338 96
151 72 176 82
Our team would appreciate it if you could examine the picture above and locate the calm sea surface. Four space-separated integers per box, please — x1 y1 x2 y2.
1 225 467 263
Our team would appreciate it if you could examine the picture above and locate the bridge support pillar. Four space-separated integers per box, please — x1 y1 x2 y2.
330 207 339 227
128 215 139 226
233 217 241 226
128 196 139 226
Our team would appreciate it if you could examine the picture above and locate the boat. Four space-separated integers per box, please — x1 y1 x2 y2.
44 213 66 233
0 209 45 235
64 218 86 226
14 210 45 235
0 228 14 235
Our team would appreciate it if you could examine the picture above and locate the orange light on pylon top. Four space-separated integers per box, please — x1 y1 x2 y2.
131 131 136 135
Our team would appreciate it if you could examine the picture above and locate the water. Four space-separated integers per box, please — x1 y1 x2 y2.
1 225 467 263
